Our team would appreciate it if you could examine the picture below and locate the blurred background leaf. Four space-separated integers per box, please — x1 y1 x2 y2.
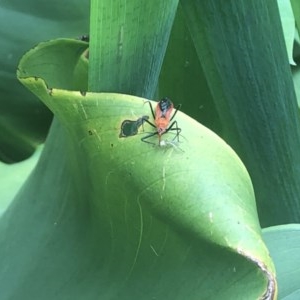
158 6 221 136
0 0 89 163
278 0 296 65
0 146 41 216
180 0 300 227
263 224 300 300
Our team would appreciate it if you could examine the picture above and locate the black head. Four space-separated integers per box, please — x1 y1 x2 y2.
159 97 173 114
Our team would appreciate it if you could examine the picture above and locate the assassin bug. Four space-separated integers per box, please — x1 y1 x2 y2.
141 97 181 145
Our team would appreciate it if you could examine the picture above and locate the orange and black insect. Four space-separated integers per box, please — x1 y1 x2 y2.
141 97 181 145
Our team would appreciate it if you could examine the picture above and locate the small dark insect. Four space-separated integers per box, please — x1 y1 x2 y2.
119 115 149 138
79 34 90 42
141 97 181 145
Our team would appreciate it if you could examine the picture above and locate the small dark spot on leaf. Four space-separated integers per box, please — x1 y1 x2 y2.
88 130 93 135
110 143 114 148
34 76 39 81
80 91 87 96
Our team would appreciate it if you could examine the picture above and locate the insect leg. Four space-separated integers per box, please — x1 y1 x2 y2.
165 120 181 142
141 131 158 144
141 115 159 144
142 118 157 129
144 101 156 119
137 115 149 132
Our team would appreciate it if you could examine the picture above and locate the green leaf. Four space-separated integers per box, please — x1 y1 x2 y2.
0 0 89 162
181 0 300 226
291 0 300 62
292 67 300 106
263 224 300 300
0 147 41 215
8 38 277 299
158 4 221 135
88 0 179 96
278 0 296 65
291 0 300 32
17 39 89 90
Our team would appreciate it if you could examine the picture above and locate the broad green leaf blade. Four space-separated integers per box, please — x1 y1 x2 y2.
181 0 300 227
11 38 277 299
0 117 273 300
263 224 300 300
0 0 89 20
88 0 178 96
277 0 296 65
